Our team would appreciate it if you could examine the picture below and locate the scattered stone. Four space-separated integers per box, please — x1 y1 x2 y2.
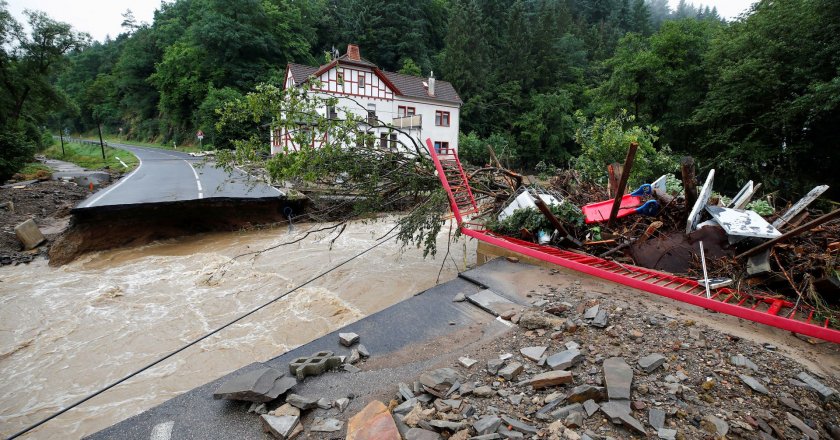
599 401 630 423
419 368 461 394
473 416 503 435
260 414 300 439
405 428 442 440
14 219 45 250
702 415 729 437
658 428 677 440
649 408 666 430
357 344 370 358
393 398 417 416
549 403 584 420
565 341 580 350
471 435 503 440
428 420 466 431
618 413 647 435
520 346 547 362
565 412 584 428
334 398 350 413
285 394 319 410
347 400 400 440
272 403 300 417
603 357 633 400
289 351 342 380
508 394 523 405
248 402 268 414
583 399 600 417
592 310 609 328
459 357 478 368
339 332 360 346
499 353 514 361
501 415 538 435
521 370 573 389
584 305 599 320
730 354 759 372
780 396 803 412
348 349 361 364
497 425 525 439
638 353 667 373
487 359 505 375
399 382 415 401
453 293 467 302
311 417 343 432
566 385 607 403
786 412 820 439
546 349 584 370
316 398 332 409
739 374 770 394
473 386 496 397
344 364 361 373
499 362 524 381
213 367 296 403
797 372 838 400
519 311 556 329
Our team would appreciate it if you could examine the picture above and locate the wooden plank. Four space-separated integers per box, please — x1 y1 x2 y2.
772 185 830 229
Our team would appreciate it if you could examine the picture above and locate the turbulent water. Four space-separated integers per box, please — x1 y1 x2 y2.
0 218 474 439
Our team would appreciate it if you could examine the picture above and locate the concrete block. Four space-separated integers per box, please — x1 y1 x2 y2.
15 219 46 250
289 351 342 380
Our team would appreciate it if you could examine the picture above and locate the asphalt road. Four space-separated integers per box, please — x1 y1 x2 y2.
76 143 283 209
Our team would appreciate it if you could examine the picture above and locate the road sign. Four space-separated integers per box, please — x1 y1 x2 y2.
196 130 205 140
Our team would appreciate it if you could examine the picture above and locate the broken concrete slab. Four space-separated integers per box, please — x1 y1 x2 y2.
546 349 583 370
14 219 46 250
419 368 461 394
289 351 342 380
466 289 519 317
603 357 633 400
339 332 360 346
520 370 573 389
520 346 547 362
346 400 400 440
638 353 666 373
212 367 293 402
260 414 300 440
773 185 830 229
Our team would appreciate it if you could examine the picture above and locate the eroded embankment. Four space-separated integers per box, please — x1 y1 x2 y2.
49 198 305 265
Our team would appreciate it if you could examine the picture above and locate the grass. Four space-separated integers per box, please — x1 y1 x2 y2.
15 162 52 180
44 141 140 172
103 136 204 154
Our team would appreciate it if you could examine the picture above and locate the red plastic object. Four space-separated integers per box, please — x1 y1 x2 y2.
425 138 840 344
582 195 644 224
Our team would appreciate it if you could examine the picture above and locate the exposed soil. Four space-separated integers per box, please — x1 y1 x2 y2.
0 180 90 266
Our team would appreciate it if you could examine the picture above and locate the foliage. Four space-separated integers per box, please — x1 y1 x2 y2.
573 110 677 186
747 199 774 216
486 201 584 238
43 142 139 171
0 128 35 181
458 132 517 168
397 58 422 76
664 173 683 195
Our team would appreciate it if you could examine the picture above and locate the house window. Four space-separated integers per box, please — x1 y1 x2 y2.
390 133 398 151
380 133 389 149
358 74 365 88
398 106 416 117
433 141 449 154
367 103 377 125
435 111 450 127
326 105 337 119
336 71 344 86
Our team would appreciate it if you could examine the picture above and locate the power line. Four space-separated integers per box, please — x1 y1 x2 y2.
7 233 397 440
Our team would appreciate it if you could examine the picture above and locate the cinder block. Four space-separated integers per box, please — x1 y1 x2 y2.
15 219 45 250
289 351 342 380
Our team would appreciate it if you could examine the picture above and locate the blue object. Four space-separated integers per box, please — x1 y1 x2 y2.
629 184 653 197
635 199 660 216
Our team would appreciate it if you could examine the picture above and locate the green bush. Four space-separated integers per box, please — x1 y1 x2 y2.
0 127 35 181
487 200 584 237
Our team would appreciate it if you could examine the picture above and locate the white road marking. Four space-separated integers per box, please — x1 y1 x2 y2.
150 421 174 440
80 149 144 208
184 159 204 199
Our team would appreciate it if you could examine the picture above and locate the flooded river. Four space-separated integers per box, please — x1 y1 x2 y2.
0 218 475 439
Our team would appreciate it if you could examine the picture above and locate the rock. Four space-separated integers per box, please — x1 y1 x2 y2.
248 402 268 414
739 374 770 395
546 349 584 370
317 398 332 409
335 397 351 412
584 305 600 320
780 396 803 412
272 403 300 417
592 310 609 328
449 430 471 440
787 412 820 439
311 417 343 432
658 428 677 440
497 425 525 439
358 344 370 358
730 355 759 372
519 311 556 329
508 393 523 405
549 403 584 420
398 382 415 401
566 385 607 403
285 393 319 410
638 353 667 373
499 353 514 361
471 435 503 440
522 370 573 389
260 414 300 439
797 372 838 400
340 332 360 346
419 368 461 394
583 399 600 417
499 362 524 380
428 420 467 431
603 357 632 400
344 364 362 373
825 423 840 440
487 359 506 375
599 401 630 423
565 411 584 428
346 400 401 440
393 398 417 416
618 413 647 435
520 346 547 361
473 416 503 435
453 293 467 302
349 349 361 364
213 368 295 403
405 428 443 440
703 415 729 437
473 385 496 397
649 408 666 430
501 415 538 435
458 357 478 368
14 219 45 250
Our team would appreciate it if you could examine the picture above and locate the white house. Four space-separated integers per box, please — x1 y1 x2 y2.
273 44 462 156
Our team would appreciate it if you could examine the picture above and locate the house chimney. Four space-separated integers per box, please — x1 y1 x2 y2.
346 44 361 61
428 71 435 96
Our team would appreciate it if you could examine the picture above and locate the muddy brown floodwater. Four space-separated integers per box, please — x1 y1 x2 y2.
0 217 475 439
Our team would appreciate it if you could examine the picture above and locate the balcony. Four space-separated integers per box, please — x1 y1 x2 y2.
392 114 422 129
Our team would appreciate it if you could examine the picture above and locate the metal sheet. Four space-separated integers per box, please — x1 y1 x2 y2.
706 206 781 239
686 169 715 234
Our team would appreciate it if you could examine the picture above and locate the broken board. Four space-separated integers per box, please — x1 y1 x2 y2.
772 185 829 229
728 180 755 210
466 289 522 317
686 169 715 234
705 206 781 240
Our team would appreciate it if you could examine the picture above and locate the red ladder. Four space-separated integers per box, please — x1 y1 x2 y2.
426 139 479 225
425 138 840 344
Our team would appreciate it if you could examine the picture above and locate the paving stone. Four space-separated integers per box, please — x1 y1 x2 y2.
566 385 607 403
419 368 462 394
289 351 342 380
786 412 820 439
499 362 524 380
521 370 573 389
339 332 360 346
14 219 45 250
520 346 547 362
260 414 299 439
311 417 343 432
285 394 319 410
730 355 759 372
797 372 838 400
346 400 400 440
638 353 667 373
649 408 666 430
603 357 633 400
546 349 584 370
739 374 770 395
583 399 600 417
487 359 506 375
213 367 294 403
473 416 502 435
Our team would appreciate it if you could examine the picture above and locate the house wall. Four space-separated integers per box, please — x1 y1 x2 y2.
273 64 460 156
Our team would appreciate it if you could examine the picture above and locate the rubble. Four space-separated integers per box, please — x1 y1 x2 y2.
212 368 296 402
339 332 360 346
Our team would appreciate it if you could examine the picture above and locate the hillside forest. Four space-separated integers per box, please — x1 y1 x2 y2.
1 0 838 197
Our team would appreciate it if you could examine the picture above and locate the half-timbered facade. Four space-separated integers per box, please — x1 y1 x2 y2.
273 44 462 155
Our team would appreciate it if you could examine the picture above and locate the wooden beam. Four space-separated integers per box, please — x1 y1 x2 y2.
736 209 840 259
681 156 697 214
608 142 639 226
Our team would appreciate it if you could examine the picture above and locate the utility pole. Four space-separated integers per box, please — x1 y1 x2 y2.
59 128 65 157
97 123 106 160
